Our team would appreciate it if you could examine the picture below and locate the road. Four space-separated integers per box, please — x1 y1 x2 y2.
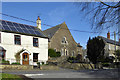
2 68 120 79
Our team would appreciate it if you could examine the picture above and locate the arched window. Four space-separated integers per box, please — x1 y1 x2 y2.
72 51 75 56
62 37 68 44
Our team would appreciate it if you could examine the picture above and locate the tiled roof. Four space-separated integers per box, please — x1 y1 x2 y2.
98 36 120 46
0 20 47 38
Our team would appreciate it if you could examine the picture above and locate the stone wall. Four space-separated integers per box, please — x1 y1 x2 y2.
0 65 33 70
40 65 59 70
58 62 95 70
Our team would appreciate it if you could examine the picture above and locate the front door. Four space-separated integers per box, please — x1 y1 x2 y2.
22 53 29 65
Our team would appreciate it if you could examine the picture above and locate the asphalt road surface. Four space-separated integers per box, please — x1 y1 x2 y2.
2 68 120 79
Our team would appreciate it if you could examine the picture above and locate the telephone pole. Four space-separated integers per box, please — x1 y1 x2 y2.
114 31 117 62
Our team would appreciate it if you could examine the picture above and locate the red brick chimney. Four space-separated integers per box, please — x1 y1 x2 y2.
107 31 110 39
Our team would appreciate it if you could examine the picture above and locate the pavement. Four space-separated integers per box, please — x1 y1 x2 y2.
1 68 120 79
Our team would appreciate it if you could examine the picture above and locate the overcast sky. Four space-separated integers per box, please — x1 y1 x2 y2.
1 2 118 48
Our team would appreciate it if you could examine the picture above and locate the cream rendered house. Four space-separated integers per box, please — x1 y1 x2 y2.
98 32 120 58
0 17 48 65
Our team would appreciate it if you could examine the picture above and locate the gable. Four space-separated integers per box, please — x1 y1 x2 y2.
48 22 78 46
43 24 61 39
56 22 77 45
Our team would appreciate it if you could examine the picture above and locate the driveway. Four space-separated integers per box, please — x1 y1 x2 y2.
2 68 120 79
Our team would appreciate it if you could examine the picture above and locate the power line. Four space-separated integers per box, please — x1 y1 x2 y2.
0 12 117 35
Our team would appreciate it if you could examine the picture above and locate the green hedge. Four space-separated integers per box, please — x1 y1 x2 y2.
67 54 82 63
48 49 61 57
1 59 10 64
11 62 20 65
56 52 61 57
102 63 110 67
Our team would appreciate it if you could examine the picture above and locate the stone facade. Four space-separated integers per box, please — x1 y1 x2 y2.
43 22 82 56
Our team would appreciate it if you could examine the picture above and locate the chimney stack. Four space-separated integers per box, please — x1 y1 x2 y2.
36 16 41 30
107 31 110 39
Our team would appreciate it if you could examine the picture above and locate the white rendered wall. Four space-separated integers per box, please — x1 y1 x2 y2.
0 32 48 65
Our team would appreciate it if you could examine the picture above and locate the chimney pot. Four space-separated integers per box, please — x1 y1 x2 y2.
107 31 110 39
36 16 41 30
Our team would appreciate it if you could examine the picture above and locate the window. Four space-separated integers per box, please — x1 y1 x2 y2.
33 38 39 47
14 35 21 45
72 51 75 56
54 48 57 52
33 53 38 62
62 37 68 44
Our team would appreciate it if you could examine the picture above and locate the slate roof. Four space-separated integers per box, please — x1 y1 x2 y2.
98 36 120 46
43 23 63 39
0 20 47 38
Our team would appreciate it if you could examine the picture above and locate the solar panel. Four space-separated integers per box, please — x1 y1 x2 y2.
19 24 26 29
23 25 30 29
29 30 36 34
10 27 18 32
6 21 14 26
12 23 20 28
0 20 46 38
2 21 7 26
2 25 11 31
16 27 24 33
22 29 30 34
0 20 2 30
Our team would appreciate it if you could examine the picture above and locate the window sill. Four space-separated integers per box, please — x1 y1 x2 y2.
15 44 21 45
33 46 39 48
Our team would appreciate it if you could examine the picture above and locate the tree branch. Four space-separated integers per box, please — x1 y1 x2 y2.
100 1 120 8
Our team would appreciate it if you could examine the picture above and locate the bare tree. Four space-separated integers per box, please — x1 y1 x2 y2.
76 1 120 32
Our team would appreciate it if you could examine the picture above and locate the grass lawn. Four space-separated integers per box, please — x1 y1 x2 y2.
0 73 23 80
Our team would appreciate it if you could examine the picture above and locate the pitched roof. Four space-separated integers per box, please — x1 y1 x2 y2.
0 46 6 50
98 36 120 46
0 20 47 38
43 22 65 39
43 22 82 47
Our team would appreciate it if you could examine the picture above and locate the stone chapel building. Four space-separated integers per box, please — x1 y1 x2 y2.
43 22 82 56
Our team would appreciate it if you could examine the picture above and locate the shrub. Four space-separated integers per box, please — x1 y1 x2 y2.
69 60 73 63
15 49 24 63
56 52 61 57
102 63 110 67
98 56 114 63
1 59 10 64
104 57 115 63
67 56 76 63
11 62 20 65
76 54 82 60
48 48 57 57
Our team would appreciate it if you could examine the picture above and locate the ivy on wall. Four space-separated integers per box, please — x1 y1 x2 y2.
14 49 24 63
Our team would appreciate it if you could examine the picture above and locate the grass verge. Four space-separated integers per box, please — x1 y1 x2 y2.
0 73 23 80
